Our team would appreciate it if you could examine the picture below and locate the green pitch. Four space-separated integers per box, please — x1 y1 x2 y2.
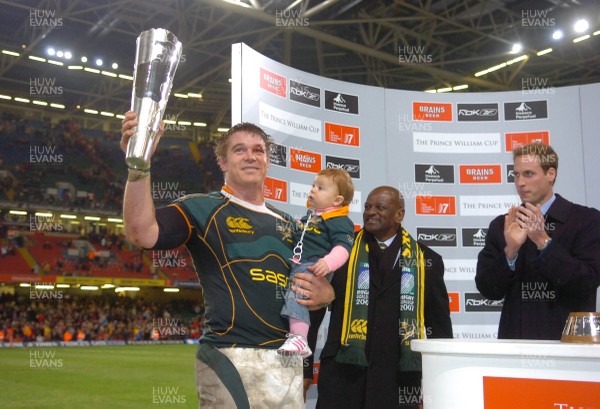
0 344 199 408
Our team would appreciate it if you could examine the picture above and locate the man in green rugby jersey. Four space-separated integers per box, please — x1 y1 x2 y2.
121 113 334 408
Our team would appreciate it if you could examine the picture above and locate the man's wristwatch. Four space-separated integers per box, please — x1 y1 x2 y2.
538 238 552 251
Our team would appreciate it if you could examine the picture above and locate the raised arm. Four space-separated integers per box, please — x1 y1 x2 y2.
120 111 161 248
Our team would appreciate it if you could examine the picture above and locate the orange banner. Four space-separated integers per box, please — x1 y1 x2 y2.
505 131 550 152
324 122 360 147
483 376 600 409
263 176 287 202
459 164 502 184
413 101 453 121
415 195 456 215
289 147 322 173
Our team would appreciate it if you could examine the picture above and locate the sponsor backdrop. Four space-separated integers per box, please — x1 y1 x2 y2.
231 43 600 404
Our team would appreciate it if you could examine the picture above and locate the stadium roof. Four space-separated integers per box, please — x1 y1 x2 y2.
0 0 599 135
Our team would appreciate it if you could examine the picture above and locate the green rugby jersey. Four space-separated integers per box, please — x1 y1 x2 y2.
295 206 355 261
172 190 297 348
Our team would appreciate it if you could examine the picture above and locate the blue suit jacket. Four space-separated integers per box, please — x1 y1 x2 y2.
476 194 600 339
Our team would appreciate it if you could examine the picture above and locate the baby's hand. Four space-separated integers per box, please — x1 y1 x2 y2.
309 259 330 277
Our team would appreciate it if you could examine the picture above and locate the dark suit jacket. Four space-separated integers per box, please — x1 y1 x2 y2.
475 194 600 339
314 231 453 409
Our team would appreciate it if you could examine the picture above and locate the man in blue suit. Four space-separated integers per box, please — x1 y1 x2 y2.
476 142 600 339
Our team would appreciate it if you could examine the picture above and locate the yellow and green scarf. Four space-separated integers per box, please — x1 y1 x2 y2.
336 228 426 372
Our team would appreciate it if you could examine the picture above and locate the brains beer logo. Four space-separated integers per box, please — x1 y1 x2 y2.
226 217 254 234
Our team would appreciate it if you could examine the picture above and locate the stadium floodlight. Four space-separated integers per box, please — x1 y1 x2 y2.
573 34 590 43
47 47 56 56
56 51 64 58
112 62 118 69
552 30 563 40
510 43 522 54
574 19 589 33
64 51 72 59
81 56 88 63
115 287 140 292
95 58 103 66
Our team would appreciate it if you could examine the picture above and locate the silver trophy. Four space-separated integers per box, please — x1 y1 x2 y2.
126 28 183 170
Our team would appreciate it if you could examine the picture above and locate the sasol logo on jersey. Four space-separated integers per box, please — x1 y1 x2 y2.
226 217 254 234
249 268 288 289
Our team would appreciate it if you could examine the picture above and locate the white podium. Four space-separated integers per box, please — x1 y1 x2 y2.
411 339 600 409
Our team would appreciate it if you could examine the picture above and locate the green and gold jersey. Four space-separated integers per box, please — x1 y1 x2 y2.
171 190 297 348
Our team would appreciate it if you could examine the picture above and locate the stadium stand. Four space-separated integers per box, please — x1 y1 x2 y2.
0 111 220 283
0 292 204 343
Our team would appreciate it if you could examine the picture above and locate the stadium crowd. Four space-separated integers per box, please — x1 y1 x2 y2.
0 293 204 343
0 111 222 213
